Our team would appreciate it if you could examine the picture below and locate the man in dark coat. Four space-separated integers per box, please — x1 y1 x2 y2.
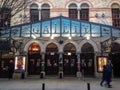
8 60 14 80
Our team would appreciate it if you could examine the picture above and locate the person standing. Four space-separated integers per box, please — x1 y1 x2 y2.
8 60 14 80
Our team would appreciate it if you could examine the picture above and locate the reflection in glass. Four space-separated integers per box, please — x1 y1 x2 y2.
91 24 100 37
71 21 80 37
62 19 70 37
21 25 31 37
11 27 20 37
32 23 40 37
42 21 50 37
101 26 111 37
112 28 120 37
0 28 10 37
81 22 90 37
52 19 60 37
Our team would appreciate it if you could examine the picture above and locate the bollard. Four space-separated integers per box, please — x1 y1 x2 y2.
87 83 90 90
42 83 45 90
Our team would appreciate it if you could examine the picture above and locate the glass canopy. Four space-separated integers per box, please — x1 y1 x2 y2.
0 16 120 38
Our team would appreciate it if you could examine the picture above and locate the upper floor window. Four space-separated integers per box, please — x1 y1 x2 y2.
0 8 11 28
41 4 50 20
80 3 89 21
30 4 39 23
68 4 78 19
111 3 120 28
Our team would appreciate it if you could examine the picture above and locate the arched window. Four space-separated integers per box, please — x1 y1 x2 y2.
68 3 78 19
41 4 50 20
81 43 94 53
80 3 89 21
30 3 39 22
111 3 120 27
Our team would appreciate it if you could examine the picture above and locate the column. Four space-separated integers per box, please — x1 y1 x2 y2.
40 52 45 78
77 8 80 20
76 53 82 77
39 9 41 20
59 52 63 78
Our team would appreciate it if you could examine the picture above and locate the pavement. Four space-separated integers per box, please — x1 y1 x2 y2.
0 77 120 90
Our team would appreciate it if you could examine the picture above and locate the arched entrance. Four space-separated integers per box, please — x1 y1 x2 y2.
80 43 94 77
109 42 120 77
63 43 77 76
45 43 59 75
28 42 41 75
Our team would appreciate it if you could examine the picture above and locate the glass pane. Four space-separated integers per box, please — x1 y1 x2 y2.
0 28 10 37
21 25 31 37
112 28 120 37
101 26 111 37
42 21 50 37
62 18 70 37
11 27 20 37
32 22 40 38
91 24 100 37
71 20 80 37
51 19 60 37
81 22 90 37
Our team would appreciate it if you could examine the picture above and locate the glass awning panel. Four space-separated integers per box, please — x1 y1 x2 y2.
0 16 120 38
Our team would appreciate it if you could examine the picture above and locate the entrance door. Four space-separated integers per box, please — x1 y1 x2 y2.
80 43 94 77
63 43 77 76
28 42 41 75
0 56 14 78
45 43 59 75
109 42 120 77
63 53 77 76
28 52 41 75
80 53 94 77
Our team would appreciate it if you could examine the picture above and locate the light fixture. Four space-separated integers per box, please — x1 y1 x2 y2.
68 52 71 56
50 36 54 39
31 34 36 39
68 36 72 39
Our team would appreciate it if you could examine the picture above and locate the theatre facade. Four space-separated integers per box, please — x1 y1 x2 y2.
0 16 120 78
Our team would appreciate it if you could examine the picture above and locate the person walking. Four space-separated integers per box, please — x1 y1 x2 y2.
100 65 106 86
105 64 112 88
8 60 14 80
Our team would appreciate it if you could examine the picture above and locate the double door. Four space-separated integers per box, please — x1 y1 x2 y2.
63 54 77 76
45 54 59 75
28 52 41 75
80 53 94 77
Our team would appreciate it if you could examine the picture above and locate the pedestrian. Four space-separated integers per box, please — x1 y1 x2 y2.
8 60 14 80
104 64 112 88
100 65 106 86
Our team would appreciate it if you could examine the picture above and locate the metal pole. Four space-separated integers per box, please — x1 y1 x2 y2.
87 83 90 90
42 83 45 90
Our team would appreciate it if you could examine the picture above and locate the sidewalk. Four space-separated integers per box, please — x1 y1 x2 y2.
0 77 120 90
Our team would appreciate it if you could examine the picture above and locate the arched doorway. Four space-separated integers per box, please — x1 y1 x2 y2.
45 43 59 75
109 42 120 77
80 43 94 77
28 42 41 75
63 43 77 76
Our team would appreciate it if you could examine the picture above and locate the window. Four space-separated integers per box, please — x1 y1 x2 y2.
111 3 120 27
41 4 50 20
0 8 11 27
30 4 39 23
69 4 78 19
80 3 89 21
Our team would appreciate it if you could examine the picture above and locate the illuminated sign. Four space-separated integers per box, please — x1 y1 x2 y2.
15 56 26 73
97 56 108 72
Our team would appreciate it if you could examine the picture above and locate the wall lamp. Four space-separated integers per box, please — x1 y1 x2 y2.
95 13 105 18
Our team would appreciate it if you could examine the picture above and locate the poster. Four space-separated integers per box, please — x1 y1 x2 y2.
97 56 108 72
15 56 26 73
